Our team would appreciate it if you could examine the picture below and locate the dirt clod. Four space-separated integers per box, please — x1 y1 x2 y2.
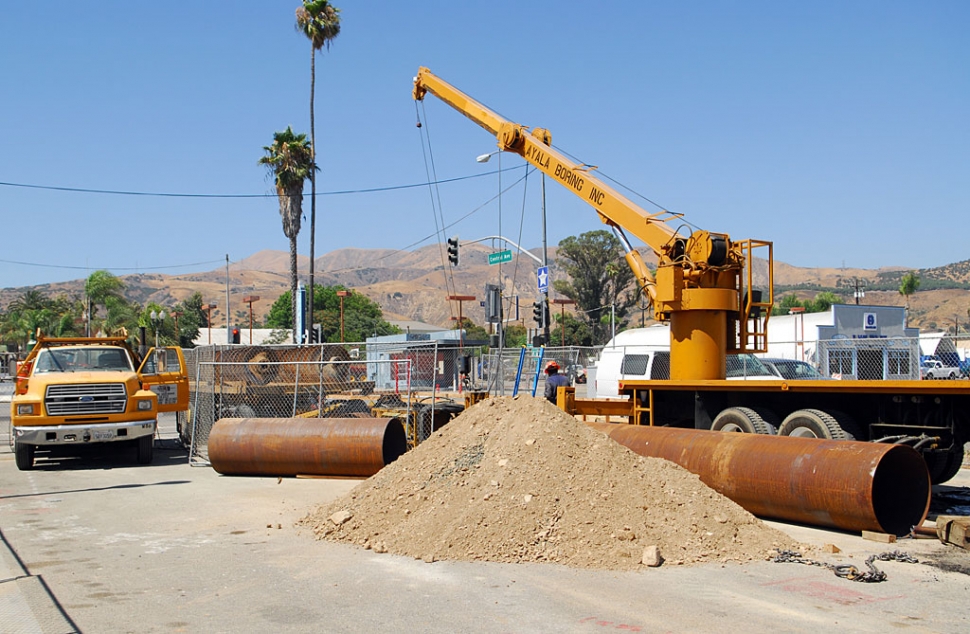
300 396 802 570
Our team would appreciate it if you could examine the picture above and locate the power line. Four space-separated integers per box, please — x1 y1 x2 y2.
0 257 225 272
0 170 537 277
0 166 526 199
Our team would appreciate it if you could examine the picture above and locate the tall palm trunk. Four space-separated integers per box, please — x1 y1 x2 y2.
290 234 299 343
308 45 317 334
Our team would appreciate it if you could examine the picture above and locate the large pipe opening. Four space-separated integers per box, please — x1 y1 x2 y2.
871 444 931 535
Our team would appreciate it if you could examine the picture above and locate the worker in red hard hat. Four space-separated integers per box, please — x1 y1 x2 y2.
543 360 570 404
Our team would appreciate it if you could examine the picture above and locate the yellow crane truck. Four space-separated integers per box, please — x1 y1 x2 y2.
413 67 970 484
10 336 189 470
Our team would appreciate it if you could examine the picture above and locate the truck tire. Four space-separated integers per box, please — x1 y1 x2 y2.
925 447 964 485
14 442 34 471
823 410 863 440
137 435 155 465
711 407 776 434
778 409 852 440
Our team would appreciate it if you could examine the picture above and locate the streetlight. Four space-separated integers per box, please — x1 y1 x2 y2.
552 299 576 348
476 150 500 163
478 148 552 344
242 296 260 344
202 304 216 344
149 310 167 349
336 290 352 343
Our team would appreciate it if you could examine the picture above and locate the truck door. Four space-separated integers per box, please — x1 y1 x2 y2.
138 347 190 413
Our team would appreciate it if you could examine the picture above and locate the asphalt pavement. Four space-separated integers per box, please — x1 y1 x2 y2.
2 390 970 633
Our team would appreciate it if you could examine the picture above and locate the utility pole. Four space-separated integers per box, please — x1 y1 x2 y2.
837 276 867 305
225 254 231 344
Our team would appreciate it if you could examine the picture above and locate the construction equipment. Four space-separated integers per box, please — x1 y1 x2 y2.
413 67 970 485
414 67 773 381
10 336 188 470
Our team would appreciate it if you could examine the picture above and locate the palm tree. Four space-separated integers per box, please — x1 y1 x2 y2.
295 0 341 332
899 271 920 310
259 127 316 341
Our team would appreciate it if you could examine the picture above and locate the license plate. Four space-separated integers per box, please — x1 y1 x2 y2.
93 430 114 440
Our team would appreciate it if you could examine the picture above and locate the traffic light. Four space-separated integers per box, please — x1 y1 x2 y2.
533 299 546 327
310 324 322 343
231 328 240 344
447 236 459 266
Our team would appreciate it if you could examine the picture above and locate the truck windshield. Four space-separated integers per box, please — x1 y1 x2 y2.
34 347 133 373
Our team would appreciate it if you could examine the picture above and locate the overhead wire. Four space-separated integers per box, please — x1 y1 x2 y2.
0 170 521 200
550 143 704 235
0 168 534 278
415 100 459 322
508 159 533 327
0 257 225 272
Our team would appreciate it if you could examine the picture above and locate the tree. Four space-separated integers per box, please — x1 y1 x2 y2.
84 270 126 336
899 271 920 309
456 317 488 342
771 292 842 315
552 230 637 344
266 285 399 343
1 291 84 349
296 1 341 335
550 311 594 348
808 291 842 313
259 127 316 342
172 292 205 348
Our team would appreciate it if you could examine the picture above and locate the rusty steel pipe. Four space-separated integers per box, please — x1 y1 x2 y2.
209 417 407 478
588 423 930 536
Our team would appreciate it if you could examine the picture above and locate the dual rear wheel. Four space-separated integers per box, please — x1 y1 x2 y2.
711 406 860 440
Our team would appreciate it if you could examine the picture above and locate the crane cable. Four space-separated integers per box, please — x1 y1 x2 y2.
506 162 533 328
414 101 460 323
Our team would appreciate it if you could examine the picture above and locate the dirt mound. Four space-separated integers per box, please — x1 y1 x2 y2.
300 396 802 570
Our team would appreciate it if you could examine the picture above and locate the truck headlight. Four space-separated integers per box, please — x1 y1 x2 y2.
137 400 153 411
16 404 35 416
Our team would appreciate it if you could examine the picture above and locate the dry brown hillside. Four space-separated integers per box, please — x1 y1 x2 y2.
2 248 968 334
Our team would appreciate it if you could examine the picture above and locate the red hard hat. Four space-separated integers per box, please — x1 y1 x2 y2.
545 360 559 372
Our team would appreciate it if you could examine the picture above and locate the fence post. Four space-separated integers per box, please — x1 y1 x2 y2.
531 346 546 397
512 347 526 396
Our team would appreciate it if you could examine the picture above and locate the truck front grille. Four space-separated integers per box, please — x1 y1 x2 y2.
46 383 128 416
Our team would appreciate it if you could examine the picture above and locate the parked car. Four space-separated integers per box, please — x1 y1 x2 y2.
920 359 961 380
761 358 832 380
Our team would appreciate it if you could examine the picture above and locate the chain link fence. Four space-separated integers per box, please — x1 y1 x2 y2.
184 344 412 465
814 337 923 380
182 341 604 465
481 346 586 396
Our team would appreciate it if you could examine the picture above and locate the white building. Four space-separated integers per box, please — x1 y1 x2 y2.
763 304 920 380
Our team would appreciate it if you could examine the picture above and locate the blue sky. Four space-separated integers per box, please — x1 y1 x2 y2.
1 1 967 290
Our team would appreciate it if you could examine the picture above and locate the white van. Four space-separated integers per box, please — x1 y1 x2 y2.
590 326 780 398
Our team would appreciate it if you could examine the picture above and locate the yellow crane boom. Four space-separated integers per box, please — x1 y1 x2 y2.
413 67 773 380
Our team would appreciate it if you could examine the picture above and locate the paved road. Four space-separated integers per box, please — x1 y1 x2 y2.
2 400 970 633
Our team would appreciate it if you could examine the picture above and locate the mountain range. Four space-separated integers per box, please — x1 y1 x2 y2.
3 244 969 334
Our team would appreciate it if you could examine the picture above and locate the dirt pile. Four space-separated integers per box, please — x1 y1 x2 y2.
300 396 802 570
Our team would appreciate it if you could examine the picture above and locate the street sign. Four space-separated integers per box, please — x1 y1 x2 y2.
537 266 549 293
488 250 513 265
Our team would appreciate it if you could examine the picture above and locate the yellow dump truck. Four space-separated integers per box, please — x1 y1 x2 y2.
10 337 188 470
